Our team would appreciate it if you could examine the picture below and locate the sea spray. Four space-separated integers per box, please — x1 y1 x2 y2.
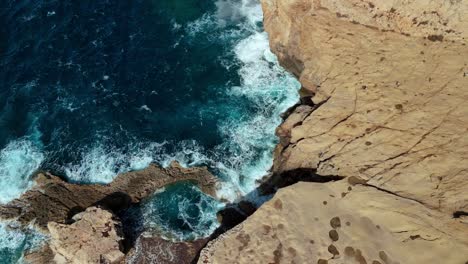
0 139 44 204
0 222 47 264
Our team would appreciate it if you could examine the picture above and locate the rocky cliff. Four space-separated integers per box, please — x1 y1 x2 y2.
198 0 468 263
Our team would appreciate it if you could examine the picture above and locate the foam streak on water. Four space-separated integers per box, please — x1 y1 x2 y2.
201 0 300 199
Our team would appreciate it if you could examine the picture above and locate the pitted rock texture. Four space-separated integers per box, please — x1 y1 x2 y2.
0 161 217 230
263 0 468 215
199 182 468 264
264 0 468 215
198 0 468 263
47 207 124 264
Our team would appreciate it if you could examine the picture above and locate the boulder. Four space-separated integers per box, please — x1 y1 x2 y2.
47 207 124 264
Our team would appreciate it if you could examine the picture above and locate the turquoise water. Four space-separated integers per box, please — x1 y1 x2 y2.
123 181 224 241
0 0 299 261
0 222 47 263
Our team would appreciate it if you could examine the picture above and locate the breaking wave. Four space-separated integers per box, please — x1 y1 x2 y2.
0 139 44 204
60 0 299 202
0 222 47 264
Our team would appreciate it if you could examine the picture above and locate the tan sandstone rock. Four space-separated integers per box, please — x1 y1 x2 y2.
264 0 468 215
47 207 124 264
198 0 468 263
199 181 468 264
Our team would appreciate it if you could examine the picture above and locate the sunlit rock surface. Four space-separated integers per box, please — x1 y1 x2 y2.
198 0 468 263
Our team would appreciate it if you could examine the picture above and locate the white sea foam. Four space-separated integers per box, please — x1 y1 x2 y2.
139 184 223 240
64 143 163 183
0 139 44 204
62 0 300 202
0 221 47 263
64 145 126 183
62 140 213 184
208 0 300 200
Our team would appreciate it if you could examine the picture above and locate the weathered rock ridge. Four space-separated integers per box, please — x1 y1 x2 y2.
198 0 468 263
0 162 217 230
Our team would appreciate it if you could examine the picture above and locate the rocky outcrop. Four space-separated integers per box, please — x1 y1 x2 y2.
198 0 468 263
0 162 217 230
47 207 125 264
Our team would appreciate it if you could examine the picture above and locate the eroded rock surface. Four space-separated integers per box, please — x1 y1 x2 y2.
264 0 468 215
48 207 124 264
0 161 217 230
198 0 468 263
199 181 468 264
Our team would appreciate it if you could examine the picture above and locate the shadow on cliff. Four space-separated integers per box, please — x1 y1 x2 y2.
191 167 345 262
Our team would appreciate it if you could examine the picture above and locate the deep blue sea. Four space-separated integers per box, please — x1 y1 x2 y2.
0 0 299 262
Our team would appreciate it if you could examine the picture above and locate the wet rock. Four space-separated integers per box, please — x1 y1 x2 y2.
23 245 54 264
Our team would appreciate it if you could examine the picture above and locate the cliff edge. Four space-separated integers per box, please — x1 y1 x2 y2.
198 0 468 263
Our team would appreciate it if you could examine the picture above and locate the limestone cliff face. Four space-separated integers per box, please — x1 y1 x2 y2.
198 0 468 263
264 0 468 215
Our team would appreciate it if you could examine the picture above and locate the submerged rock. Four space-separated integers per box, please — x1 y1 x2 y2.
0 161 217 230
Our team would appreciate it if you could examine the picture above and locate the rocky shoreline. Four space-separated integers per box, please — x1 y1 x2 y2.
0 162 219 263
1 0 467 263
197 0 468 263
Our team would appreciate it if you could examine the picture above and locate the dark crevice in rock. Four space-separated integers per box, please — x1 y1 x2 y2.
191 201 257 263
362 183 426 206
453 211 468 218
258 169 345 196
193 167 344 263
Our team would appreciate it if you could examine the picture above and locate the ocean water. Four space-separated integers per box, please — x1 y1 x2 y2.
0 0 299 261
